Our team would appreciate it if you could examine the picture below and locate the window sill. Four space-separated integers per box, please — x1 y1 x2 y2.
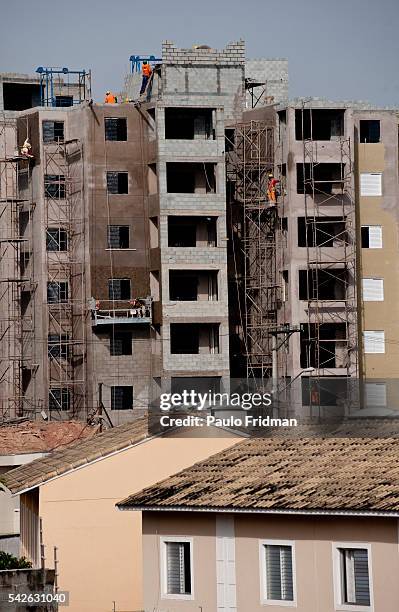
261 599 296 607
335 605 371 612
161 594 194 601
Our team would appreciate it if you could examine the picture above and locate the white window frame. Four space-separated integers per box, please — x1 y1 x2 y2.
160 536 194 601
360 173 382 197
361 225 382 249
365 382 387 407
363 331 385 354
259 539 297 607
362 278 384 302
332 542 373 612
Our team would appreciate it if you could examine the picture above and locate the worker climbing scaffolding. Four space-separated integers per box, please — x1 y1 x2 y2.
267 170 279 205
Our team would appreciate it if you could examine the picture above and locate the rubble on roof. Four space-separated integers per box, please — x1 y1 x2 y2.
0 420 98 455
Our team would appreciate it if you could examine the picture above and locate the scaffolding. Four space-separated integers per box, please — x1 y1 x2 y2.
227 120 285 378
36 67 91 107
301 109 358 391
44 137 87 419
0 115 36 421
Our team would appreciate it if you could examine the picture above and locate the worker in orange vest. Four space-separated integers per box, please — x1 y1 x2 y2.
140 61 152 95
267 171 279 205
104 90 117 104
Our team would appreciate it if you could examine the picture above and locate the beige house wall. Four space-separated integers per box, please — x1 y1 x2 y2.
142 511 399 612
36 432 238 612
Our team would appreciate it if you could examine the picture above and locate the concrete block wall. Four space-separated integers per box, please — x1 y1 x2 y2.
153 100 230 379
245 59 289 106
277 103 358 379
92 328 151 423
158 41 246 122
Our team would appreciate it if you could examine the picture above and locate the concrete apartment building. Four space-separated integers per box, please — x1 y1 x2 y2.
275 102 399 409
0 41 398 423
227 99 399 413
0 70 91 422
118 433 399 612
0 41 290 422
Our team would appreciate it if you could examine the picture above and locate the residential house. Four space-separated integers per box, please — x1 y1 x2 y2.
118 431 399 611
0 420 94 556
2 416 239 612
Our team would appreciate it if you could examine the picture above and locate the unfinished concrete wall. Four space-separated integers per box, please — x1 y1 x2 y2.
149 41 245 122
245 59 289 107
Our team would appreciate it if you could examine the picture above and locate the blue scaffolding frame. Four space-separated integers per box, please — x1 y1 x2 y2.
35 66 91 107
129 55 162 74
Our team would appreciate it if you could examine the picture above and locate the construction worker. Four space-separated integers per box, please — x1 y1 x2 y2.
140 61 152 96
104 90 117 104
267 171 279 205
20 138 34 158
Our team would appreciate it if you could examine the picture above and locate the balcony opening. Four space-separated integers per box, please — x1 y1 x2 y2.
169 270 218 301
170 323 220 354
359 120 380 143
3 82 41 111
166 162 216 194
298 268 347 300
225 128 235 152
295 109 345 141
297 217 347 247
297 163 344 195
300 322 347 369
278 110 287 141
168 216 217 247
165 108 215 140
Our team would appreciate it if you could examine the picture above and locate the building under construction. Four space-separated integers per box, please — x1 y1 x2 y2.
0 41 398 423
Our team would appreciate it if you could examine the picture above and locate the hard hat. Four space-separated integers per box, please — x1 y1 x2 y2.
106 90 110 94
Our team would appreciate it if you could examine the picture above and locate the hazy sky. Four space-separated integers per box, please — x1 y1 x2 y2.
0 0 398 106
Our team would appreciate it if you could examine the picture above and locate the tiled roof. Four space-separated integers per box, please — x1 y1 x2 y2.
2 417 149 494
117 432 399 514
0 420 97 455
